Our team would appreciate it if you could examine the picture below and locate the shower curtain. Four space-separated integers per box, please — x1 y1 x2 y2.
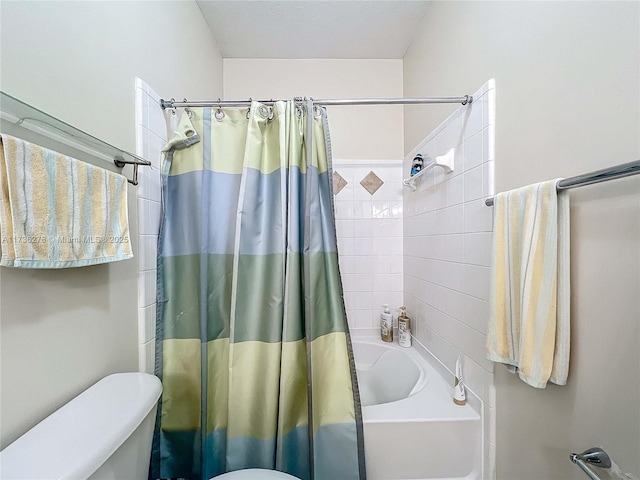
150 101 366 480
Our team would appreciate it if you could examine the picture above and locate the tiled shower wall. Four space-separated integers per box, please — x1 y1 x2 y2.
403 80 496 478
134 78 165 373
333 159 404 330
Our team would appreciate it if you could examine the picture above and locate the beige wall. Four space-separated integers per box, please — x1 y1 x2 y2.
223 59 404 159
404 2 639 479
0 1 222 446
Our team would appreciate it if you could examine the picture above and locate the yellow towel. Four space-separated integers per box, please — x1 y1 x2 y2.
0 134 133 268
486 179 570 388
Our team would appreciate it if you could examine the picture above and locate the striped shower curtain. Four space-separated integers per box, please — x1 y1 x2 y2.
150 101 366 480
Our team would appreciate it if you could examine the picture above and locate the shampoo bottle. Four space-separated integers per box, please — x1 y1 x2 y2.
380 304 393 342
397 306 412 348
410 153 424 176
453 356 467 406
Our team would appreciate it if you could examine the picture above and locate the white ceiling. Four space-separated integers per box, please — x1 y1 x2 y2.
196 1 431 59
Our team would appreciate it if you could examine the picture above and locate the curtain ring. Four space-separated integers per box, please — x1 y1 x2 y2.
267 100 275 121
169 97 177 116
182 98 193 118
258 105 269 119
215 98 225 121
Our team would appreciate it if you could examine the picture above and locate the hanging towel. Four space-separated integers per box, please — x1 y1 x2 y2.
0 134 133 268
486 179 570 388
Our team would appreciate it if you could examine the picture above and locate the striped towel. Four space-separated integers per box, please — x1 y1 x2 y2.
0 134 133 268
486 179 570 388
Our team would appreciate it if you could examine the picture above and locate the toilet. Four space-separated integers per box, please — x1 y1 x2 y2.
215 469 300 479
0 372 300 480
0 373 162 479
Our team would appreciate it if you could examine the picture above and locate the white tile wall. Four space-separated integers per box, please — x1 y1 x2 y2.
403 79 496 479
333 159 404 329
134 78 167 374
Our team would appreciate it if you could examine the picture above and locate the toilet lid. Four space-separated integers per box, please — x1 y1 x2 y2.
214 468 300 479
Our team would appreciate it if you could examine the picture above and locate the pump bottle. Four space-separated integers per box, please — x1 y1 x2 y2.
380 304 393 342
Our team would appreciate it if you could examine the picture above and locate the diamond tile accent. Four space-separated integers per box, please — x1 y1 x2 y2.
360 171 384 195
333 171 348 195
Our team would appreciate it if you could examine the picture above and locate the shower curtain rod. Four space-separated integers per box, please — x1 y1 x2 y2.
159 95 473 110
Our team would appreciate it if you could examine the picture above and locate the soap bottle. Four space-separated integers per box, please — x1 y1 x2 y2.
410 153 424 176
397 306 412 348
453 356 467 406
380 304 393 342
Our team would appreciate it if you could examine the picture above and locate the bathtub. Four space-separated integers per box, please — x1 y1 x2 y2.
352 332 481 480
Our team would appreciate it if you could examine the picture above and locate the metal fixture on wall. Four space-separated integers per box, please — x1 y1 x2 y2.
485 160 640 206
159 95 473 110
570 447 637 480
0 91 152 185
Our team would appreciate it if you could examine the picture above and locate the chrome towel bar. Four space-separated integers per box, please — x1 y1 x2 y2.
0 91 152 186
485 160 640 206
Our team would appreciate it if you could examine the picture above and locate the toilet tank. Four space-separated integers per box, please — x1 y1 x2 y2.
0 373 162 480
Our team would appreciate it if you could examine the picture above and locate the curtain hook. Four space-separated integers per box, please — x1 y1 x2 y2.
215 98 225 121
182 98 193 119
293 97 303 116
170 97 177 116
245 98 253 120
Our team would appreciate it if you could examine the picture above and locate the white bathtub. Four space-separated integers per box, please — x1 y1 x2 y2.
352 332 482 480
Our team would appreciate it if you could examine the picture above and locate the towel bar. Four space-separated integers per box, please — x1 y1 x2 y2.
485 160 640 206
0 91 152 186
